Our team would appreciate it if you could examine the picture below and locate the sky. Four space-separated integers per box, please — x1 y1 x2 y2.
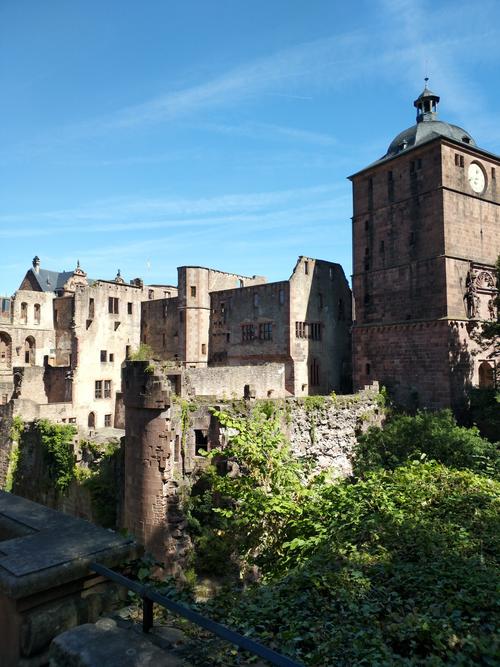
1 0 499 295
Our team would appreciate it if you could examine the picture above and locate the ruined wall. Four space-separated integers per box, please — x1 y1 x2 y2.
122 361 380 569
141 296 179 360
185 363 286 399
289 257 352 396
285 388 383 476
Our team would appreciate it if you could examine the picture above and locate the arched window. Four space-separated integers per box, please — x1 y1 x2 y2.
0 332 12 368
478 361 495 389
88 412 96 429
20 302 28 324
24 336 36 365
34 303 41 324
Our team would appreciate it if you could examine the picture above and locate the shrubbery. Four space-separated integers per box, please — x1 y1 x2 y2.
185 409 499 665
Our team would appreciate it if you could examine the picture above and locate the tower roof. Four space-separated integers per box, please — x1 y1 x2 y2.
376 81 475 165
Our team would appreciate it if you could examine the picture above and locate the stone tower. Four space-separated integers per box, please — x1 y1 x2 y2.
350 82 499 410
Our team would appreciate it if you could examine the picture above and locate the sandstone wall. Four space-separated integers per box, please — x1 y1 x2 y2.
185 363 286 399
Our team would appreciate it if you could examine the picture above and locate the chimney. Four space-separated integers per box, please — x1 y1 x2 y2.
32 256 40 274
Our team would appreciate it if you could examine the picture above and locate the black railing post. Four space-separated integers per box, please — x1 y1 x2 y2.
142 596 153 633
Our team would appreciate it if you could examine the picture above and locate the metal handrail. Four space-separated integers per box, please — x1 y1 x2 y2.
91 562 305 667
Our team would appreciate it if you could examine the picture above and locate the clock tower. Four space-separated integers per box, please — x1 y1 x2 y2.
350 82 499 410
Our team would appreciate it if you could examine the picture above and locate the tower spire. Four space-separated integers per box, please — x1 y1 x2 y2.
413 78 440 123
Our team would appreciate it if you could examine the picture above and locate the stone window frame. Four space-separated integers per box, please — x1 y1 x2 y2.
241 324 256 342
104 380 112 398
34 303 41 324
259 322 273 341
104 414 112 427
108 297 119 315
20 302 28 324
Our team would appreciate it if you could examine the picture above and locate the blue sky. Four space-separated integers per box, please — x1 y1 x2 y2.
1 0 499 295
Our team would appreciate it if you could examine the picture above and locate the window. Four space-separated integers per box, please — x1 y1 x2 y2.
108 297 119 314
309 358 320 386
34 304 41 324
148 289 154 300
95 381 103 399
364 293 370 305
318 293 323 309
179 311 184 324
387 170 394 201
338 298 345 320
201 343 206 354
54 309 58 325
366 362 371 376
242 324 256 341
109 353 114 362
127 302 133 315
380 240 385 253
364 219 369 231
295 322 321 340
100 350 107 362
368 177 373 208
126 345 131 359
163 304 168 319
304 261 309 275
455 153 464 168
20 302 28 324
104 414 112 427
279 288 285 305
88 298 94 319
259 322 272 340
253 293 259 307
492 167 496 180
194 430 208 456
190 286 197 297
104 380 112 398
226 333 230 343
162 333 166 347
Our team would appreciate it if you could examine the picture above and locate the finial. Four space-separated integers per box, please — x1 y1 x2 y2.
77 259 80 269
117 269 121 277
424 76 429 88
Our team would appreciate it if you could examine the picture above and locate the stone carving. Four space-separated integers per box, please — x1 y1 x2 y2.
464 272 479 319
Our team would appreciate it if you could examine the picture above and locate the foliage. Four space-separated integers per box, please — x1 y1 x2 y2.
188 407 311 576
4 417 24 492
129 343 154 361
187 462 500 666
469 388 500 444
36 419 77 492
353 410 499 479
179 405 500 666
78 438 121 527
302 395 327 412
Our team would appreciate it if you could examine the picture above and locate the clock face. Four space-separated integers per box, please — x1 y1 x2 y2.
468 162 486 193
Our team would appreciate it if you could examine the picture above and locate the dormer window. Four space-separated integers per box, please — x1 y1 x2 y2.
462 136 471 144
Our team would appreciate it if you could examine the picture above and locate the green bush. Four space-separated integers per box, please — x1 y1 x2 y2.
353 410 499 479
36 420 77 492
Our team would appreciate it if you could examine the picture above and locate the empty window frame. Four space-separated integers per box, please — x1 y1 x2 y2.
259 322 272 340
295 322 321 340
127 302 133 315
34 303 41 324
100 350 107 362
104 414 112 427
95 380 103 399
108 297 119 314
20 302 28 324
241 324 256 342
190 286 197 297
104 380 112 398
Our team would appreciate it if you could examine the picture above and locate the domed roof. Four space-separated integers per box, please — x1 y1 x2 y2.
378 80 475 162
385 120 476 159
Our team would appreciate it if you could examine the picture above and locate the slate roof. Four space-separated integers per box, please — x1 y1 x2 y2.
26 268 75 292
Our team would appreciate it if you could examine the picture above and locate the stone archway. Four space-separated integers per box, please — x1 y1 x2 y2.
24 336 36 365
88 412 96 429
0 332 12 368
478 361 495 389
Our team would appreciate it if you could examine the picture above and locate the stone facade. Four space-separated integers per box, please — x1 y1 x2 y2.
351 87 499 409
143 257 352 396
0 258 171 431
